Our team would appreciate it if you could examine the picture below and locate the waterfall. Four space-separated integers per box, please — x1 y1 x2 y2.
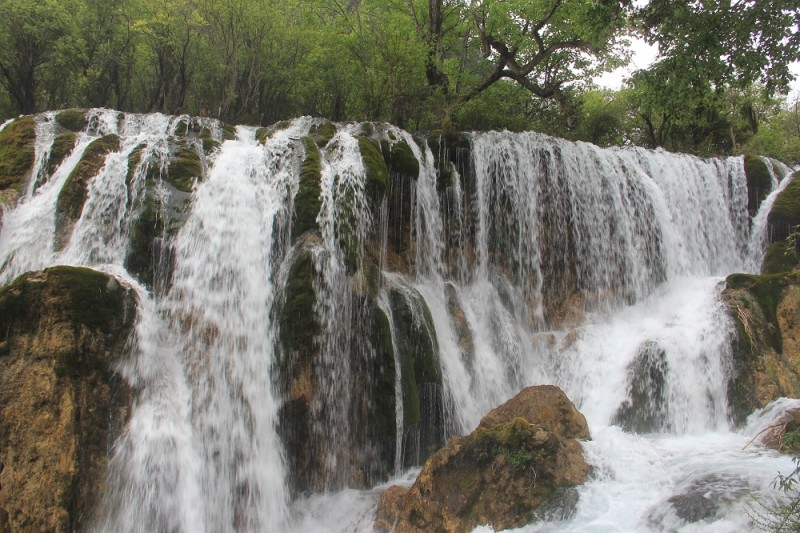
0 109 795 532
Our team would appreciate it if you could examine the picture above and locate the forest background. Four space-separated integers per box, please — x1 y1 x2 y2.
0 0 798 161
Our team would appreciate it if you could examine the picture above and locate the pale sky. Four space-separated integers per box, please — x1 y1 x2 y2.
595 38 800 100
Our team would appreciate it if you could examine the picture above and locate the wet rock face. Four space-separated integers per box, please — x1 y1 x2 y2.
381 385 590 533
0 266 136 532
613 341 670 433
723 272 800 424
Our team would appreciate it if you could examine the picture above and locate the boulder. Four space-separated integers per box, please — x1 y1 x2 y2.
382 385 590 532
0 266 136 532
723 272 800 424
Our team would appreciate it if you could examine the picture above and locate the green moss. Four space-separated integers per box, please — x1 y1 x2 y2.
309 121 337 147
367 307 397 443
768 172 800 241
293 138 323 238
389 287 442 429
125 196 161 284
201 137 220 155
357 123 375 137
726 271 800 352
167 144 202 193
356 136 389 200
0 266 131 379
381 140 420 179
0 115 36 191
279 251 319 360
744 155 773 218
426 132 471 192
47 132 77 176
221 122 237 141
762 241 799 275
55 109 88 132
55 135 120 246
255 128 269 144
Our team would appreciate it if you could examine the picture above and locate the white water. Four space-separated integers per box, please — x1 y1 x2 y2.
0 110 797 532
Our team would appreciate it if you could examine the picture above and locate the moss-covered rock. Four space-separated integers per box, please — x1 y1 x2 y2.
744 155 773 219
47 131 77 177
0 116 36 192
0 266 135 532
388 286 444 465
767 172 800 243
167 142 202 193
276 242 322 494
55 109 88 132
54 134 120 249
386 385 590 533
723 271 800 423
426 132 471 192
367 305 397 447
309 121 337 147
221 122 237 141
293 138 323 238
381 139 420 180
357 136 389 201
762 241 799 275
124 143 194 291
612 341 670 433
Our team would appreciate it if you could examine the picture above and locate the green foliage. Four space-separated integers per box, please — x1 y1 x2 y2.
0 0 795 160
751 458 800 532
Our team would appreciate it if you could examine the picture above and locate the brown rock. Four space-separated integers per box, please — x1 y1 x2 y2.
723 272 800 423
375 485 409 532
388 385 590 532
0 266 136 532
479 384 590 440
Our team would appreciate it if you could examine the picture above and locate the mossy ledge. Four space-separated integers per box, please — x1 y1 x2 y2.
54 134 121 249
276 242 322 495
0 266 136 532
168 142 203 193
380 139 420 180
55 109 89 132
723 271 800 423
47 131 78 176
309 121 337 147
743 155 773 219
0 115 36 191
426 132 471 192
389 286 445 465
293 138 323 238
356 136 390 201
767 172 800 243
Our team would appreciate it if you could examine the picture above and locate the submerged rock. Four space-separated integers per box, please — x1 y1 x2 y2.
613 341 670 433
0 266 136 532
382 385 590 533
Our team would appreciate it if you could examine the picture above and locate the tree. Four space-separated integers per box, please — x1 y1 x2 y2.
0 0 77 114
639 0 800 96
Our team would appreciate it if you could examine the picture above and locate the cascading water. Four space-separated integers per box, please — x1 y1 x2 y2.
0 109 797 532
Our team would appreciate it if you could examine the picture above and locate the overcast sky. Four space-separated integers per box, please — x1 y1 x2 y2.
595 39 800 100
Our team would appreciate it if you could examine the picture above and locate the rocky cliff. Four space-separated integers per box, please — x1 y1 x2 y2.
0 266 136 532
